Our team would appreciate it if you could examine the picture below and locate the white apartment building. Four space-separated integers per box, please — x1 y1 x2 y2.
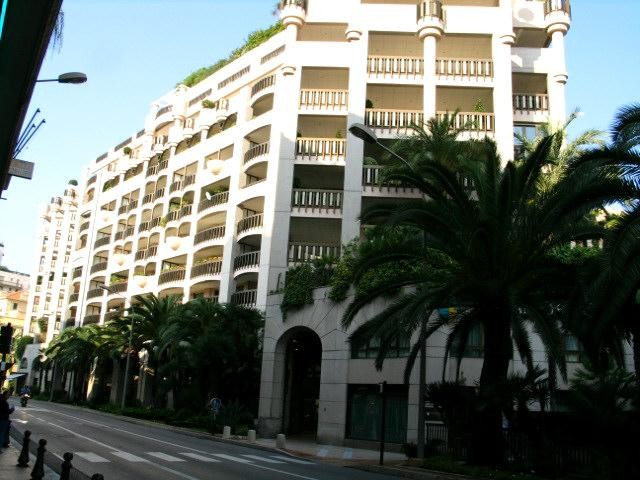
66 0 574 446
23 181 79 342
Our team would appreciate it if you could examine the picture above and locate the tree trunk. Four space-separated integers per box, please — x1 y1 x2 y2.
631 325 640 385
470 310 512 467
417 320 427 459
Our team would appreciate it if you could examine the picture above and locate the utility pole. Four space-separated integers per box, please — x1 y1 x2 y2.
379 380 387 466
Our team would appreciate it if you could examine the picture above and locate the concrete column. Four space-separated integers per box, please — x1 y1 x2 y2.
341 26 368 244
422 35 438 121
492 33 516 163
547 29 568 127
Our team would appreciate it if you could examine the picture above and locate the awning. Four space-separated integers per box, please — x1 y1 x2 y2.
5 373 26 380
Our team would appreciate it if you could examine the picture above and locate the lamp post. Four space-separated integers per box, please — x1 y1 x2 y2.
348 123 412 169
36 72 87 84
99 285 131 409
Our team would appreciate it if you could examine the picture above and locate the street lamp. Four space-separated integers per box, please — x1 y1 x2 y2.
36 72 87 84
348 123 411 168
99 285 132 409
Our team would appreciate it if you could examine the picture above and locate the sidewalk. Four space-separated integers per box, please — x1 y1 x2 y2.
0 443 57 480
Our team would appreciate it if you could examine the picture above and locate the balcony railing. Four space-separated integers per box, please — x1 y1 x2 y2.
73 268 83 279
191 260 223 278
544 0 571 17
234 251 260 271
150 217 162 228
289 243 340 263
146 159 168 177
86 288 104 299
142 193 154 205
80 221 90 232
179 204 192 219
127 200 138 211
362 166 415 192
231 289 257 306
436 112 494 132
251 75 275 97
94 236 110 248
237 213 263 234
365 109 424 130
299 89 348 110
417 0 443 21
154 188 165 200
83 314 101 325
436 58 493 78
198 191 229 213
368 56 423 77
114 231 126 241
292 189 343 210
135 250 146 261
279 0 306 9
118 204 128 215
513 93 549 112
158 267 186 285
145 245 158 259
194 225 226 245
244 142 270 164
90 262 108 274
296 138 345 162
156 105 173 118
69 293 79 303
109 282 128 294
139 221 150 232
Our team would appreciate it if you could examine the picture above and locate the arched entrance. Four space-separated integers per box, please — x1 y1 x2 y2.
282 327 322 436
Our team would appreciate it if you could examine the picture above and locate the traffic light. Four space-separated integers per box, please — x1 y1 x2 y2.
0 324 13 354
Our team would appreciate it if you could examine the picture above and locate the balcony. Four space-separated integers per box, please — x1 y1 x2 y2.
90 262 108 274
436 58 493 83
80 221 90 232
150 217 163 229
435 112 494 134
289 243 340 264
145 245 158 259
244 142 270 165
142 193 154 205
83 314 101 326
194 225 226 245
118 204 128 215
86 288 104 299
362 166 421 198
417 0 443 21
367 56 423 81
158 267 186 285
72 267 83 279
251 75 275 98
169 175 196 193
191 260 223 279
114 230 126 241
94 236 110 248
365 109 424 135
109 282 128 294
156 105 173 118
134 250 146 261
166 205 192 224
234 251 260 272
237 213 263 235
154 188 165 201
64 319 75 329
544 0 571 17
69 293 79 303
299 89 348 113
291 189 343 217
198 191 229 213
231 289 257 306
513 93 549 123
295 138 345 165
139 221 150 232
146 159 168 178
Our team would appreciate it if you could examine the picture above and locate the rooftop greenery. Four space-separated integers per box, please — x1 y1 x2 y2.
178 22 285 88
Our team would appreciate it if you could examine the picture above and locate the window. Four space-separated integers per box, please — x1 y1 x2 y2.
564 335 585 363
347 384 408 443
12 303 17 310
451 323 484 358
351 336 409 359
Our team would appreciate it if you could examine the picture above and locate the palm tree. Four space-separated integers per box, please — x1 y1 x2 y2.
342 121 639 465
158 299 263 409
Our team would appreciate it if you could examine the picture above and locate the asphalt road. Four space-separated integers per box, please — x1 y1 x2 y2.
8 399 402 480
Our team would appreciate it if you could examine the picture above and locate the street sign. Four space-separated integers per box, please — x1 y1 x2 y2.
8 159 35 179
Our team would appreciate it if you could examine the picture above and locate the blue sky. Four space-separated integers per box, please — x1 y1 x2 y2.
1 0 639 273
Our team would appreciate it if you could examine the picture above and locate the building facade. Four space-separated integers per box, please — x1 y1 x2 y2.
23 182 79 344
64 0 575 444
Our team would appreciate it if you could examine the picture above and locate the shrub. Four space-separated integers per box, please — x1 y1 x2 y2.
281 257 335 316
213 402 253 435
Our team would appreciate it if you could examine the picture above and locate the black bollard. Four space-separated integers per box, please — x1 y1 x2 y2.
90 475 105 480
3 420 10 448
29 439 46 480
16 430 31 468
60 452 73 480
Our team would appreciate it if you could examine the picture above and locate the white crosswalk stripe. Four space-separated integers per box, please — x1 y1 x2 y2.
74 452 109 463
111 451 148 462
211 453 254 463
241 454 286 464
272 455 314 464
146 452 185 462
179 452 221 462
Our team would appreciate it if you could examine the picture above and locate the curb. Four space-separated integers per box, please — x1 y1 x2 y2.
350 464 478 480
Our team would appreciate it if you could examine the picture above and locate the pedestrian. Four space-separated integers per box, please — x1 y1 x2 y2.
0 390 15 451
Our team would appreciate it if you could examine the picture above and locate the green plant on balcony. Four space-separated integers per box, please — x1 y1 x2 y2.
103 179 115 191
194 256 222 266
159 217 168 227
123 146 132 156
163 263 185 272
110 276 127 285
365 98 374 109
68 179 78 186
207 185 228 196
202 99 216 109
281 256 336 317
178 22 285 88
473 99 486 113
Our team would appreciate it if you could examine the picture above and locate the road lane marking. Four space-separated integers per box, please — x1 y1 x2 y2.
241 454 285 464
147 452 185 462
112 451 148 462
74 452 110 463
211 453 253 463
272 455 314 464
179 453 220 462
28 409 322 480
317 448 329 457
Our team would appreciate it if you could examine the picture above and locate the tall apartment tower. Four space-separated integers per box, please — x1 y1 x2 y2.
23 181 79 342
66 0 570 444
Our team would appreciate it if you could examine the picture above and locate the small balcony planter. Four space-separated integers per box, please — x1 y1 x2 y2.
206 159 224 175
166 235 181 251
133 275 147 288
113 253 127 266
